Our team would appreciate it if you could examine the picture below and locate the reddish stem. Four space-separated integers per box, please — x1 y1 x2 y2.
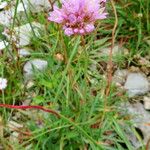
48 0 54 10
0 104 60 118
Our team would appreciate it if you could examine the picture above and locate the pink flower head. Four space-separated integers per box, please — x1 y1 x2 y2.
48 0 107 36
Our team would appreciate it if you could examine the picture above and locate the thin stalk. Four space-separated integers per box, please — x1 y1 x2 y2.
103 0 118 123
105 0 118 97
48 0 53 10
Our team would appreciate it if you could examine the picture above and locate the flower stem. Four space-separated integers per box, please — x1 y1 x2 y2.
105 0 118 97
0 104 60 118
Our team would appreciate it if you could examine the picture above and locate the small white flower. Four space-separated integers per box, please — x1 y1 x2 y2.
0 77 7 90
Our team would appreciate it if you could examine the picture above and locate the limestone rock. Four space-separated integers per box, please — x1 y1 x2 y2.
23 59 48 79
23 0 51 13
0 41 8 51
143 96 150 110
18 48 31 57
4 22 44 47
113 69 128 86
123 102 150 148
124 73 149 97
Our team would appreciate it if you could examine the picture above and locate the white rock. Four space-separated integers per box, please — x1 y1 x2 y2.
113 69 128 85
17 3 27 12
0 1 8 9
123 102 150 148
143 96 150 110
124 127 141 149
23 59 48 79
0 9 13 26
0 3 28 26
0 0 51 26
100 44 127 56
124 73 149 97
4 22 44 47
23 0 51 13
0 41 8 51
18 48 31 57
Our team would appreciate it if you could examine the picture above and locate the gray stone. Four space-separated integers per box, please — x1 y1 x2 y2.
100 44 128 56
143 96 150 110
123 102 150 148
0 41 8 51
18 48 31 57
113 69 128 86
4 22 44 47
0 1 8 10
0 3 27 26
124 127 141 149
23 59 48 79
23 0 51 13
124 73 149 97
0 0 50 26
0 9 12 26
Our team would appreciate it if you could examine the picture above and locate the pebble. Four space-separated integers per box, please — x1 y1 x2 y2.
0 1 8 10
4 22 44 47
122 102 150 149
18 48 31 57
0 41 8 51
143 96 150 110
100 44 128 56
0 3 26 26
113 69 128 86
23 59 48 79
0 0 49 26
16 3 27 12
23 0 51 13
124 73 149 97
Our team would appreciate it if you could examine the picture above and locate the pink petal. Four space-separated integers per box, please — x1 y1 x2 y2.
85 24 95 33
64 28 74 36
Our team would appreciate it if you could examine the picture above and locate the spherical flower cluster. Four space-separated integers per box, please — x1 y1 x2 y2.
48 0 107 36
0 77 7 90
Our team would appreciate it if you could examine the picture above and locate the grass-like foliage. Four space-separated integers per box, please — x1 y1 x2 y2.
0 0 149 149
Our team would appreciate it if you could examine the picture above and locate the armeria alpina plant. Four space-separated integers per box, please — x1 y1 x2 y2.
48 0 107 36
